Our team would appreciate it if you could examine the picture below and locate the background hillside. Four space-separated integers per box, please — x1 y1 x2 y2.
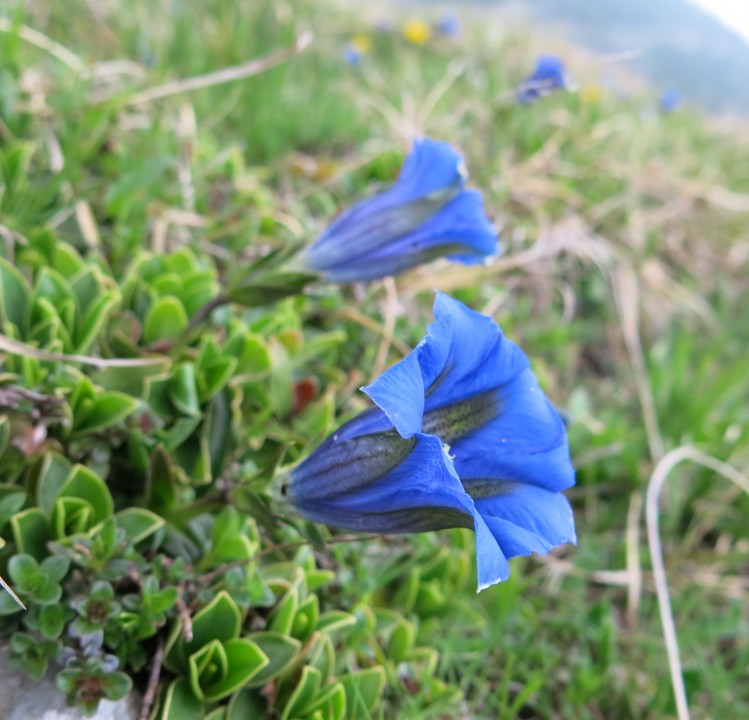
397 0 749 114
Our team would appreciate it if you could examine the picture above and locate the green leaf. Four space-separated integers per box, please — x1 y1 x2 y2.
0 257 30 331
188 591 242 650
73 391 139 435
308 634 335 684
227 688 267 720
143 296 188 344
0 490 25 533
291 594 319 643
39 604 65 638
281 665 322 720
115 508 165 543
317 610 357 636
101 671 132 701
159 679 205 720
36 452 73 516
268 588 298 636
9 553 39 585
189 640 227 700
388 619 416 663
169 363 201 417
303 681 346 720
58 465 114 524
10 508 50 559
203 638 268 702
40 555 70 583
245 632 302 687
233 333 272 376
340 668 386 719
53 242 86 278
75 290 120 354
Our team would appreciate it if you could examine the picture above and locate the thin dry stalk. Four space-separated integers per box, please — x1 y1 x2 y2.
0 18 85 71
117 32 313 107
645 446 749 720
372 277 400 378
0 334 168 369
625 490 643 628
611 264 664 462
0 576 26 610
138 637 165 720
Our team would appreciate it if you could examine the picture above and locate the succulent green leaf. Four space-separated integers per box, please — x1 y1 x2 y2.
281 665 323 720
0 258 30 331
58 465 114 524
73 392 139 436
38 603 65 638
303 681 346 720
39 555 70 583
189 639 228 700
169 363 201 417
115 508 165 543
159 679 205 720
340 668 387 720
245 631 302 687
202 638 269 702
268 588 298 636
143 296 188 344
184 590 241 656
316 610 357 636
227 688 267 720
0 490 25 533
75 291 120 354
10 508 50 559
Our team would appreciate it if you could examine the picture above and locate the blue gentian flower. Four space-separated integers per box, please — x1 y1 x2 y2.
435 13 461 38
299 138 497 283
285 294 576 591
660 89 681 113
343 44 362 67
517 55 572 103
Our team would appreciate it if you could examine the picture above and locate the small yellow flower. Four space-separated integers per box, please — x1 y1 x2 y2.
402 19 431 45
580 84 605 104
351 33 372 54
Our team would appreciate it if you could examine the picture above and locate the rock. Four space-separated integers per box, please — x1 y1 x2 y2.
0 642 139 720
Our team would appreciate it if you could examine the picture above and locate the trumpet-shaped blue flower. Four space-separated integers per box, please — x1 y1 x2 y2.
300 138 497 283
517 55 572 103
285 294 575 591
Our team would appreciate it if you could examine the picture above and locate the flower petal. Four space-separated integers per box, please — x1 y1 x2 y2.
449 379 575 492
362 350 425 438
395 137 467 203
420 293 526 402
470 482 577 549
288 433 478 533
307 190 496 283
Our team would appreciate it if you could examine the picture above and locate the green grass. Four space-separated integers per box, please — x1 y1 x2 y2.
2 0 749 717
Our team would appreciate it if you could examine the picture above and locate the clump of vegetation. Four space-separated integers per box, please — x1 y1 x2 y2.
1 1 748 718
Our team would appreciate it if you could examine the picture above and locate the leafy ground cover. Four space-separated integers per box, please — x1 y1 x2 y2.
1 0 748 718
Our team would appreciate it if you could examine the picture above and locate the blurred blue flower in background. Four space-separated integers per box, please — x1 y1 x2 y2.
342 44 362 67
517 55 573 103
660 89 682 113
285 294 576 590
300 138 497 283
435 12 462 38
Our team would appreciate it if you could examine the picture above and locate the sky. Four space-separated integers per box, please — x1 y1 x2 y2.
690 0 749 43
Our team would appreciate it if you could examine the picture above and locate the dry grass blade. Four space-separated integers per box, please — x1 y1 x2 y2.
0 334 168 369
0 18 85 72
116 32 313 107
611 264 664 462
646 446 749 720
0 575 26 610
